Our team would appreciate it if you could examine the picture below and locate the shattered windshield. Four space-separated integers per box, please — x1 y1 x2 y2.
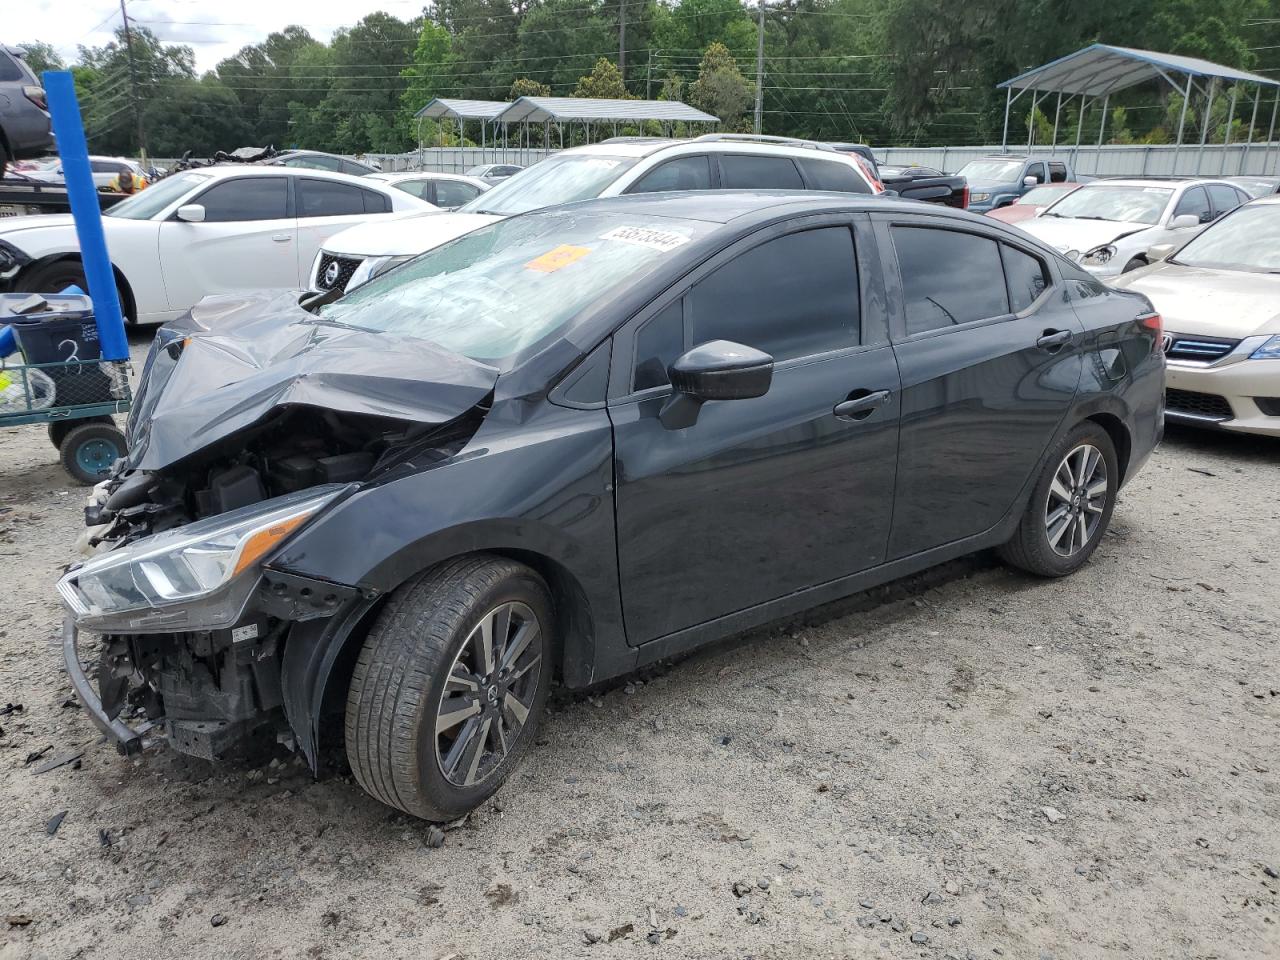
317 211 708 362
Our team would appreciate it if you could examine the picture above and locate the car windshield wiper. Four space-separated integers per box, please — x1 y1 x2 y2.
1069 215 1117 221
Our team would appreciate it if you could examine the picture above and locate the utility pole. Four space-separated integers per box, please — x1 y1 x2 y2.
646 48 654 100
753 0 765 133
618 0 626 82
119 0 147 162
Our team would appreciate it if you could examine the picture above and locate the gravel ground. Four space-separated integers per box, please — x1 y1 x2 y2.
1 333 1277 960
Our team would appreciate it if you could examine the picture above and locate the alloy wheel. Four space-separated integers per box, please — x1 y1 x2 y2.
1044 443 1108 558
434 601 543 787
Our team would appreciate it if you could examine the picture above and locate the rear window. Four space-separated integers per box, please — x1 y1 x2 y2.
798 158 871 194
0 51 26 83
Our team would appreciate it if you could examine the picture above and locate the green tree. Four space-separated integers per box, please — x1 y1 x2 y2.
16 42 65 76
573 58 634 98
688 43 752 129
510 77 552 98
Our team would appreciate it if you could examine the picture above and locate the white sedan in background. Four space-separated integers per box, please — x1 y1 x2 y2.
1018 177 1251 277
1112 196 1280 437
364 171 490 210
0 166 433 324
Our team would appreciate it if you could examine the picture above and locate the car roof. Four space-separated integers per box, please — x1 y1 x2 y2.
533 190 945 226
372 171 482 183
1080 177 1238 188
191 164 391 187
562 138 877 165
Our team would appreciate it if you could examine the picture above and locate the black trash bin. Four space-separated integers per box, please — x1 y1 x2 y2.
0 293 115 407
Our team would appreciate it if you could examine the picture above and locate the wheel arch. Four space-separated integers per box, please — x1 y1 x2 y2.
1084 411 1132 486
17 252 138 323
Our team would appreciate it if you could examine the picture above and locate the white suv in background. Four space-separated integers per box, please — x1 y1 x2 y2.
309 135 883 293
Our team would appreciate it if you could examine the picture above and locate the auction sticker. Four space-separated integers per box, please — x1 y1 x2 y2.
600 226 692 252
525 244 591 273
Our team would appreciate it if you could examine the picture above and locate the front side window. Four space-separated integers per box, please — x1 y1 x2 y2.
1173 186 1211 223
687 227 859 361
318 212 711 365
1026 163 1046 184
633 301 684 391
106 172 211 220
718 155 804 190
195 177 289 222
628 156 712 194
893 226 1009 335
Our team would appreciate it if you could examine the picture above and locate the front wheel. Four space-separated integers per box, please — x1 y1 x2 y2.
345 555 552 822
999 422 1118 577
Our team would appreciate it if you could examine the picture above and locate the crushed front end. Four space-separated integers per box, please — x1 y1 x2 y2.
56 292 497 762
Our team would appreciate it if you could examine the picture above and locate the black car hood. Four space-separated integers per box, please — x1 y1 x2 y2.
126 291 499 471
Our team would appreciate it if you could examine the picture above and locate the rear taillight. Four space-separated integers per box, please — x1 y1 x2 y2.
22 85 47 111
961 186 970 209
1138 312 1163 355
849 155 884 193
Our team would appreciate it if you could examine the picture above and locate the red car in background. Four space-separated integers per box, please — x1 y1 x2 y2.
986 183 1081 224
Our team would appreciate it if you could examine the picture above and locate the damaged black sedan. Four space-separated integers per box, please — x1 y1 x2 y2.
58 192 1164 822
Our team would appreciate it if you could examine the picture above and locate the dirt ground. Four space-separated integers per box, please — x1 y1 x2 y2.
1 333 1277 960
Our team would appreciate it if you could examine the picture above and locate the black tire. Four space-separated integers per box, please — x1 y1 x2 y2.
48 415 113 449
16 260 133 323
998 421 1119 578
59 421 126 485
345 554 553 822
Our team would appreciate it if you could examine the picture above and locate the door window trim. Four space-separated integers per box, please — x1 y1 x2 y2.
622 154 714 195
877 215 1057 344
607 213 873 403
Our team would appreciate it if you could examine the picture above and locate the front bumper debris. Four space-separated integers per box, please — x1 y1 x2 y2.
62 617 156 755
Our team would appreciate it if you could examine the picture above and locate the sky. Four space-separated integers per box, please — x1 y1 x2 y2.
13 0 427 73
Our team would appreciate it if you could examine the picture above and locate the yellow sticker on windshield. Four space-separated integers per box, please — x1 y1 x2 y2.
525 244 590 273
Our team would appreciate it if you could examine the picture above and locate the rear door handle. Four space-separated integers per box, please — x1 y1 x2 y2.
271 234 292 243
1036 329 1073 352
834 389 892 421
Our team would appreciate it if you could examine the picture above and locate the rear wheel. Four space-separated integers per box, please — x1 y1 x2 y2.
345 555 552 822
998 422 1118 577
49 415 114 449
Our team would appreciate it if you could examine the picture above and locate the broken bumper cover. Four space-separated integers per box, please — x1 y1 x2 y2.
61 617 154 755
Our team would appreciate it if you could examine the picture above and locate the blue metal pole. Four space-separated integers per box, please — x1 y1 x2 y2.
41 71 129 362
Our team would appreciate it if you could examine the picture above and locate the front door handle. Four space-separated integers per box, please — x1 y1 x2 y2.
1036 329 1073 352
834 389 891 421
271 234 292 243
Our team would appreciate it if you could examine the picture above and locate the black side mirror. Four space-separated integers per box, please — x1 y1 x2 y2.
659 340 773 429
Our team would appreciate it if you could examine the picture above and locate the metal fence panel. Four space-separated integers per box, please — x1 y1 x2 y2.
877 143 1280 177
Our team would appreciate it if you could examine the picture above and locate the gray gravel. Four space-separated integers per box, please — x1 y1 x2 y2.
1 332 1277 958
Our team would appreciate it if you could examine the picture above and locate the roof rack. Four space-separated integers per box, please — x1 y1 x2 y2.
598 136 674 145
692 133 838 153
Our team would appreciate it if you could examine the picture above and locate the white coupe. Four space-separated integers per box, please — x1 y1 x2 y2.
0 165 433 324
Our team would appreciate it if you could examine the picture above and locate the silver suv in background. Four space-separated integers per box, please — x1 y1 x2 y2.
0 45 54 174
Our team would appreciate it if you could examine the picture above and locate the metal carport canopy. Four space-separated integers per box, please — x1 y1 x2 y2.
414 98 509 121
495 96 718 124
998 44 1280 96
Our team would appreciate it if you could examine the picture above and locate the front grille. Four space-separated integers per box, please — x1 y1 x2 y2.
315 253 362 292
1254 397 1280 417
1163 334 1238 363
1165 388 1233 420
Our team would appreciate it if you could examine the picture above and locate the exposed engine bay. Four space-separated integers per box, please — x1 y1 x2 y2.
62 290 501 762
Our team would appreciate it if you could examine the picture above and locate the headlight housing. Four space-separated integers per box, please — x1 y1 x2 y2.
1083 244 1117 265
1251 335 1280 360
970 192 990 203
347 254 414 289
57 486 343 633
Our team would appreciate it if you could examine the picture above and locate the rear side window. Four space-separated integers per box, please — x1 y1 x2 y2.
435 180 481 207
688 227 859 361
628 156 713 193
1174 186 1210 222
893 226 1009 335
1048 162 1068 183
298 178 370 217
392 180 433 201
194 177 288 222
1206 184 1244 217
799 158 871 194
719 155 804 190
0 52 24 82
363 189 391 213
1001 244 1049 313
